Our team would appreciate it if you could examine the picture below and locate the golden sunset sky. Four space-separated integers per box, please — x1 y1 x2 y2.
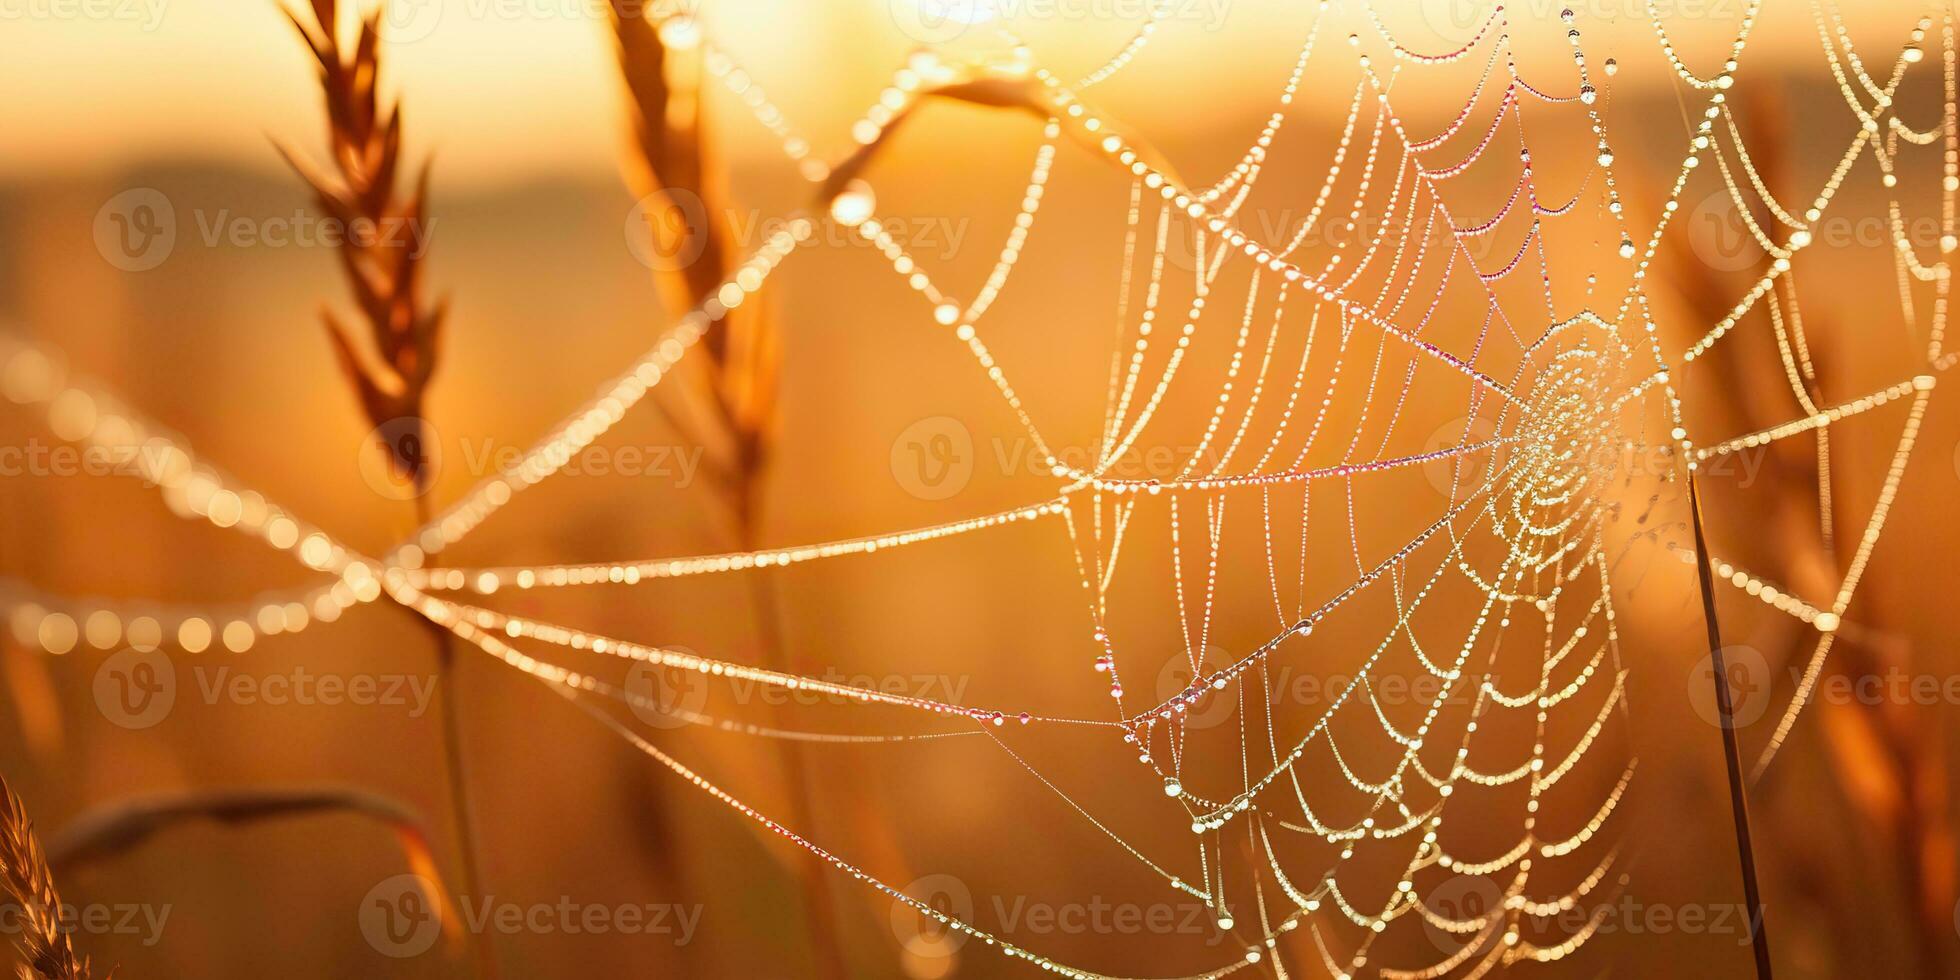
0 0 1931 189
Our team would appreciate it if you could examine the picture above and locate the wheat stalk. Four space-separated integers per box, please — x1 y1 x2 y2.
277 4 494 977
602 23 1192 973
605 5 855 977
278 0 446 486
0 773 98 980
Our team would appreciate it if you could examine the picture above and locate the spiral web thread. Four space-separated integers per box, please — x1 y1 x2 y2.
2 1 1954 976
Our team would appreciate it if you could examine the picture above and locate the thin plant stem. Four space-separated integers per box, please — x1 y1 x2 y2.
741 518 848 980
414 490 499 980
1687 473 1774 980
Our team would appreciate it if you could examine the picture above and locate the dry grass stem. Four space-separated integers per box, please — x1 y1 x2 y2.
607 4 846 976
279 0 446 489
279 4 491 976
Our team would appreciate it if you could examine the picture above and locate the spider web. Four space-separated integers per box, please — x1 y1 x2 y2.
2 1 1953 976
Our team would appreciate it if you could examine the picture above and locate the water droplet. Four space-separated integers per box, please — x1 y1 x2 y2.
828 180 876 228
657 15 700 51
